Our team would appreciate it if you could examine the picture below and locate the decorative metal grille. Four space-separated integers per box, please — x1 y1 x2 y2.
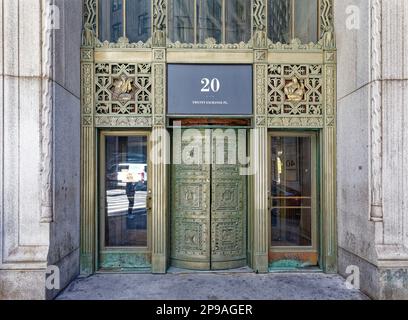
95 63 152 115
268 64 322 116
267 64 324 127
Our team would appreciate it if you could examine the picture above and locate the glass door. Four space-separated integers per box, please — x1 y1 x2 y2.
268 132 318 269
99 131 151 270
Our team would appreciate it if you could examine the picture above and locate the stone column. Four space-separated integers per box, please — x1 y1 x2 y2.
0 0 82 299
322 50 337 273
369 0 383 222
80 0 96 275
151 55 169 273
320 0 338 272
250 125 269 273
151 0 168 273
251 1 269 272
375 0 408 299
0 0 50 299
335 0 408 299
79 52 95 275
252 61 269 273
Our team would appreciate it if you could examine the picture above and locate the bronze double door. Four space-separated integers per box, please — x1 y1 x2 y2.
171 129 247 270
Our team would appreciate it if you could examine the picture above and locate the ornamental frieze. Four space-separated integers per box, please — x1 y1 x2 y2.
82 0 335 50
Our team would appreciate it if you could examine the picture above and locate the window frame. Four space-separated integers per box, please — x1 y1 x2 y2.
267 131 319 262
97 0 152 43
96 0 323 45
267 0 321 44
99 130 152 253
167 0 254 45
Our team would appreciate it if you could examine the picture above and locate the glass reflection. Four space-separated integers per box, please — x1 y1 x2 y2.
268 0 291 43
270 136 312 247
268 0 318 43
105 135 148 247
168 0 195 43
225 0 251 43
99 0 123 42
294 0 318 43
168 0 252 44
197 0 222 43
126 0 151 43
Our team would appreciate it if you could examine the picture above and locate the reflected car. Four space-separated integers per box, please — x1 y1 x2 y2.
106 163 148 190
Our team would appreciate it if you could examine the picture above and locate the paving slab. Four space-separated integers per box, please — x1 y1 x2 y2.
57 272 369 300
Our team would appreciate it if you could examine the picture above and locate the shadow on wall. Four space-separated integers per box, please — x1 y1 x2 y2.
46 0 83 300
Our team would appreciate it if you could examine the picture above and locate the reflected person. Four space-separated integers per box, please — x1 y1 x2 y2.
126 173 136 215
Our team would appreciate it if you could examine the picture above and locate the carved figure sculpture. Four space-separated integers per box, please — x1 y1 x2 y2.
322 25 336 49
284 78 305 102
82 22 94 47
113 75 133 95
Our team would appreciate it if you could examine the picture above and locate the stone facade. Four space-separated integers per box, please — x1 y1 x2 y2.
0 0 82 299
335 0 408 299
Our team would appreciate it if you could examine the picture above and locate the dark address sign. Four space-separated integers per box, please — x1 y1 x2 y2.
167 64 253 116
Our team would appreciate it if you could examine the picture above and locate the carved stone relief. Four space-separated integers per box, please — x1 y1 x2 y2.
153 62 166 126
370 0 383 221
83 0 97 34
324 64 335 126
153 0 166 31
320 0 336 49
81 49 94 126
253 0 267 32
254 62 267 131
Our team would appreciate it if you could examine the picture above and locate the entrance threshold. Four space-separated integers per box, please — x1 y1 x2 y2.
268 267 323 274
167 266 253 274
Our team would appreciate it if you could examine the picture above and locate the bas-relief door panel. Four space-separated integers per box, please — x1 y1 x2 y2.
171 129 247 270
211 134 247 269
171 130 211 269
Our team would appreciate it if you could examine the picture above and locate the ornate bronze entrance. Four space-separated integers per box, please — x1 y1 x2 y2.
81 0 337 275
171 129 247 270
